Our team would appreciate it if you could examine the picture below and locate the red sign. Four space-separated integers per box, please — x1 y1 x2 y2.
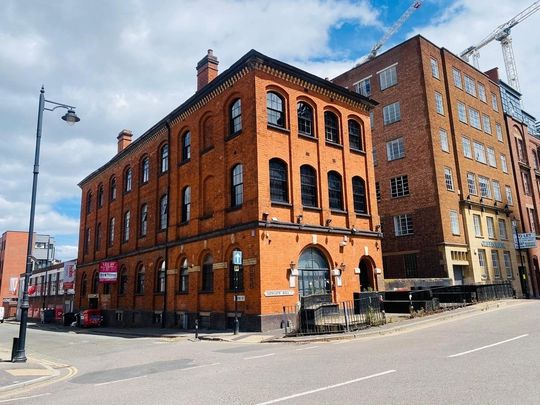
99 261 118 283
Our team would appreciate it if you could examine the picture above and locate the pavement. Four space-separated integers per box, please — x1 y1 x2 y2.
0 298 523 396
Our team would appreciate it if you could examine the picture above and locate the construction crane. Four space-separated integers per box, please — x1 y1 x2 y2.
357 0 422 66
460 1 540 91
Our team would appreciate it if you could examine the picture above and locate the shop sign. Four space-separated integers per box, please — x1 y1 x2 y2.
514 233 537 249
99 261 118 283
63 260 76 289
264 290 294 297
481 241 506 249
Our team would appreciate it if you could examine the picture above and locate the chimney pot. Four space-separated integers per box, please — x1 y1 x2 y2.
196 49 219 91
117 129 133 153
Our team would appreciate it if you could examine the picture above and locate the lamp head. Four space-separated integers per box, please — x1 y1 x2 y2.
61 109 80 125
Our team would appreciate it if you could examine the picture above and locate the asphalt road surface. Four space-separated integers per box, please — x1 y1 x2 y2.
0 300 538 404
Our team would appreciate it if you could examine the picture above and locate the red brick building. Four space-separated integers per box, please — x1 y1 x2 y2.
334 35 526 294
76 50 383 331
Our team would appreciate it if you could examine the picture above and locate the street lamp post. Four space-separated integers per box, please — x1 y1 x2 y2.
11 86 80 363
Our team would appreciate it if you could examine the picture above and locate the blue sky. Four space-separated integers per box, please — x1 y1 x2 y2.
1 0 539 261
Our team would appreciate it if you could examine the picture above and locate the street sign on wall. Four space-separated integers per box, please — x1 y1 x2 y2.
514 233 537 249
99 261 118 283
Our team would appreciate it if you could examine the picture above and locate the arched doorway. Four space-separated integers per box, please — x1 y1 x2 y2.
359 257 375 291
298 247 330 297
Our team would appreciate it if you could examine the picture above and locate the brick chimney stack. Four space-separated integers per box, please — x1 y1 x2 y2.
196 49 219 91
117 129 133 153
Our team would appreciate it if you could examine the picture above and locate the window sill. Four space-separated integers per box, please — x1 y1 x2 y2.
267 124 289 134
200 213 214 220
178 221 190 227
355 213 371 219
135 293 145 296
226 130 242 141
387 156 405 162
154 292 165 296
396 233 414 237
271 201 292 208
179 158 191 167
140 181 149 186
199 290 214 294
390 194 410 199
381 83 398 92
200 146 214 155
383 119 401 126
302 205 321 212
176 291 189 295
350 148 366 156
325 141 343 149
298 133 317 141
330 209 348 215
226 205 242 213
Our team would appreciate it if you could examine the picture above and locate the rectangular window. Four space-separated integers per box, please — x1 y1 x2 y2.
523 172 532 195
376 182 381 201
467 172 477 195
469 108 481 129
431 58 440 79
386 137 405 161
482 115 492 134
383 102 401 125
478 83 487 102
473 215 482 237
390 175 409 198
493 180 502 201
478 176 491 198
496 123 503 142
464 75 476 96
444 167 454 191
354 76 372 97
453 68 462 89
529 208 538 234
492 93 499 112
379 64 398 90
486 216 495 239
505 185 513 205
487 147 497 167
462 137 472 158
450 210 460 235
473 141 486 163
404 254 418 278
394 214 413 236
439 129 449 152
503 251 512 278
458 102 467 123
499 219 508 240
478 249 487 277
501 154 508 173
491 251 501 278
435 92 444 115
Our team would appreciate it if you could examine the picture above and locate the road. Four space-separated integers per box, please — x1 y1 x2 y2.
0 300 539 404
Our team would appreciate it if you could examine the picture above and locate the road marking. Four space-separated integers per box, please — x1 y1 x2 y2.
448 334 529 358
94 375 147 386
0 393 51 403
255 369 397 405
5 369 54 377
295 346 319 351
181 363 220 371
244 353 275 360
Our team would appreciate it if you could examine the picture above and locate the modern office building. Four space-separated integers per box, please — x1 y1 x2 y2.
75 49 383 331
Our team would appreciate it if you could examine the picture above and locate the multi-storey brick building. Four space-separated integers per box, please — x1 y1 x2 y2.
76 49 383 331
334 35 527 295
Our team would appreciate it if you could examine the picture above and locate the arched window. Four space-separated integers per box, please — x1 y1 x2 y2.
125 168 132 192
156 261 166 293
119 267 128 295
95 223 102 251
141 157 150 183
231 164 243 207
136 264 145 294
201 254 214 292
297 102 313 136
229 249 244 291
202 117 213 150
298 247 330 297
182 186 191 223
179 259 189 293
324 111 340 144
328 171 343 210
92 271 99 294
348 119 363 151
81 273 87 297
352 176 367 214
230 98 242 134
159 194 168 230
140 203 148 236
109 217 115 246
300 165 317 207
269 159 288 203
160 144 169 173
123 210 130 242
110 177 117 201
97 184 104 208
267 91 285 127
86 191 92 214
182 131 191 162
84 227 90 254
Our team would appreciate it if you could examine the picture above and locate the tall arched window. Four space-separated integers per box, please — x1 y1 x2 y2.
267 92 285 127
348 119 363 151
123 210 130 242
95 223 102 251
300 165 317 207
182 186 191 223
201 254 214 292
269 159 288 203
328 171 343 210
352 176 367 214
324 111 340 144
92 271 99 294
231 164 243 207
159 194 168 230
182 131 191 162
140 203 148 236
298 247 330 297
160 144 169 173
229 249 244 291
179 259 189 293
97 184 104 208
119 267 128 295
297 102 313 136
84 228 90 254
110 177 117 201
156 261 166 293
141 157 150 183
109 217 115 246
81 273 87 297
86 191 92 214
125 168 132 192
230 98 242 134
136 264 145 294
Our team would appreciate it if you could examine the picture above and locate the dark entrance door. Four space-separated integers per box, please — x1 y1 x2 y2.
359 259 374 291
453 265 464 285
518 266 530 298
298 247 330 297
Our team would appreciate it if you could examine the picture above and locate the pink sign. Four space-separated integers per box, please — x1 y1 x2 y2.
99 261 118 283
